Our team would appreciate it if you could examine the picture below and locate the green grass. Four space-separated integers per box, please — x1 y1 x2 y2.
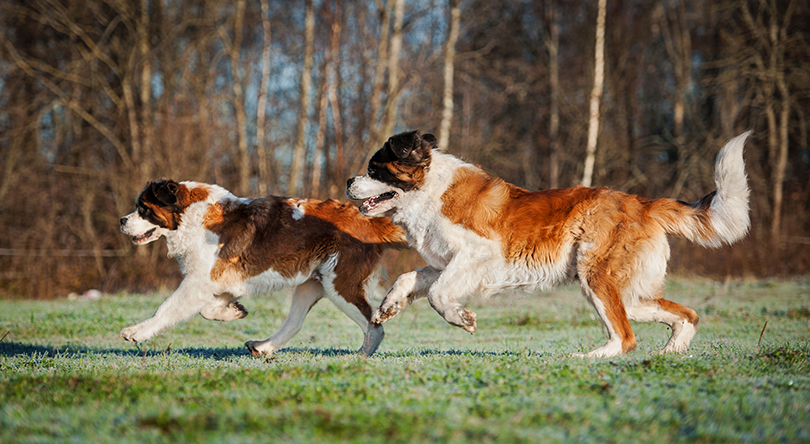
1 277 809 443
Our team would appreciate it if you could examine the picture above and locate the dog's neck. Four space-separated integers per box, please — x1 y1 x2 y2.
164 183 236 273
391 151 469 226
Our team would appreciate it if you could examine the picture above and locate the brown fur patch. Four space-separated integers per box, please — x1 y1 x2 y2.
296 199 407 247
657 298 700 325
441 169 605 265
440 167 509 238
137 180 211 230
202 196 406 320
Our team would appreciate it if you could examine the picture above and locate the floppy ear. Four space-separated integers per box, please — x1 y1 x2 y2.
421 133 438 149
388 130 422 159
152 180 180 206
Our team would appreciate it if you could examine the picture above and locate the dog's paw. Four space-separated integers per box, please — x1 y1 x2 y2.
120 325 150 343
245 340 276 357
200 301 249 322
371 301 406 324
228 301 249 320
459 309 477 333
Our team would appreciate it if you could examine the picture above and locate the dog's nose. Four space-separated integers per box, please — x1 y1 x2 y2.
119 216 127 226
347 177 355 188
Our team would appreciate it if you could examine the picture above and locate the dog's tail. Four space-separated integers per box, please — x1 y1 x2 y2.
651 131 751 248
362 218 409 249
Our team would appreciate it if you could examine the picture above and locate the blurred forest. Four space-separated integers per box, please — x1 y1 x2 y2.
1 0 809 298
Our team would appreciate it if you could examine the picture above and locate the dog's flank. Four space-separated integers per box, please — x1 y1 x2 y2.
348 130 751 357
120 180 406 357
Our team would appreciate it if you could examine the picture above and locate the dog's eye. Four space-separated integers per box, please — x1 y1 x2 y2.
368 166 378 176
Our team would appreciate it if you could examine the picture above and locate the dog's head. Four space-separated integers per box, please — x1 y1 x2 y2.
119 179 208 245
346 130 436 216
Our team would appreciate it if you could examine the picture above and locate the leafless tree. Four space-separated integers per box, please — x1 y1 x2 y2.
290 0 315 196
582 0 607 187
256 0 273 196
437 0 461 151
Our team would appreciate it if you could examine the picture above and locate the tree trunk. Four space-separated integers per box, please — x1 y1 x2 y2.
380 0 405 143
546 1 560 189
366 0 390 159
289 0 315 196
328 2 345 189
256 0 272 196
312 71 329 198
139 0 154 183
771 55 791 242
437 0 460 151
229 0 250 196
581 0 606 188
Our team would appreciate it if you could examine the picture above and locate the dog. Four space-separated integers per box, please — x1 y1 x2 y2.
347 130 751 357
119 180 406 356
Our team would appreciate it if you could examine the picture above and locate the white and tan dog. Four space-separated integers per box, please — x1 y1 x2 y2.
347 130 751 357
120 180 406 356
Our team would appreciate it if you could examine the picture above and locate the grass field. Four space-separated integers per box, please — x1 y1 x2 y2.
1 277 809 443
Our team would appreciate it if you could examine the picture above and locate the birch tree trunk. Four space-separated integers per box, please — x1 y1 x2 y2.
437 0 460 151
581 0 606 188
256 0 272 196
289 0 315 196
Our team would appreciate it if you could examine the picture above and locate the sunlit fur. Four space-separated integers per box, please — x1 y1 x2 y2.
119 180 406 357
347 130 751 357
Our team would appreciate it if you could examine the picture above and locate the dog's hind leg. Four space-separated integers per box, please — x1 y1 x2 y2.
626 296 698 354
245 279 324 357
200 293 249 321
372 266 441 324
360 323 385 357
574 274 637 358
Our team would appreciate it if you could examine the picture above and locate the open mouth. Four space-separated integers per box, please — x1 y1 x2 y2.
360 191 399 215
132 228 157 245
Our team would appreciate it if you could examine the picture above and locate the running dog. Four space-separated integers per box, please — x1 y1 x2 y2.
347 130 751 357
120 180 406 356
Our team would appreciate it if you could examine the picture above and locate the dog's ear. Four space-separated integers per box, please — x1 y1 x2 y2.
388 130 422 159
152 180 181 206
421 133 438 149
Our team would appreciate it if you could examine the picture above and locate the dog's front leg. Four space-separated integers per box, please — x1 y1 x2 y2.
120 279 214 343
200 293 249 322
372 266 441 324
425 258 485 333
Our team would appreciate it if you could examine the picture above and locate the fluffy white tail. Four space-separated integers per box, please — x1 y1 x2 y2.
654 131 751 248
705 131 752 247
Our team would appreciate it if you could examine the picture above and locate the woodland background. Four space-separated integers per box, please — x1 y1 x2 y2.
0 0 808 298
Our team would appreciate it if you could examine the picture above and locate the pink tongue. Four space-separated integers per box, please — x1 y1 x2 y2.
360 199 376 213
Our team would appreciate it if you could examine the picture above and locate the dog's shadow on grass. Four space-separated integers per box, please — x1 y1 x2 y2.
0 340 524 361
0 341 373 360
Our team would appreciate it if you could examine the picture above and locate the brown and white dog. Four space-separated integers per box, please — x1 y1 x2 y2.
347 130 751 357
119 180 406 356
